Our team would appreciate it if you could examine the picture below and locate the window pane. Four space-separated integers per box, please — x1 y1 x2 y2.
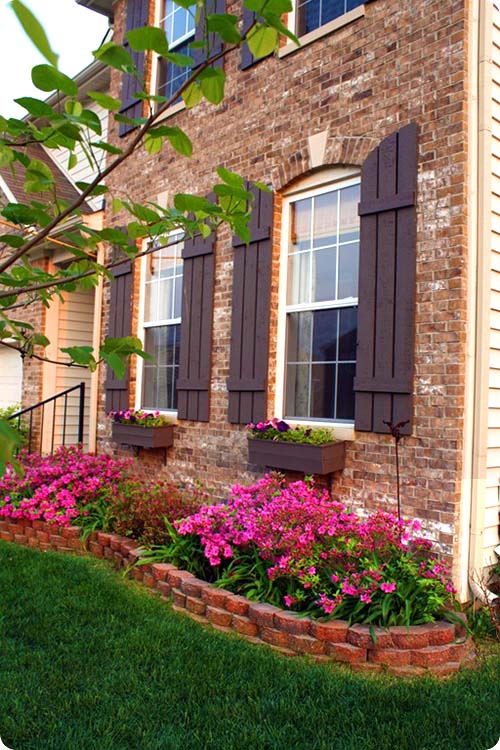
311 363 335 419
346 0 363 10
285 363 309 417
312 308 337 362
313 192 337 248
297 0 320 35
158 278 174 321
339 184 360 243
338 242 359 299
287 251 310 305
287 311 312 362
312 246 336 303
336 363 356 420
173 275 183 319
144 281 159 323
338 307 357 361
142 324 180 410
290 198 312 251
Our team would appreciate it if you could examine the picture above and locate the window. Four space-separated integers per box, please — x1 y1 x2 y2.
157 0 195 101
141 234 183 411
295 0 364 37
282 176 360 422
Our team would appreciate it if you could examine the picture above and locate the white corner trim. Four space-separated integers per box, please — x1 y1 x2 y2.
0 174 16 204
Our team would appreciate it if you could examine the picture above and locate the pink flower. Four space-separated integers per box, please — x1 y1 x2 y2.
380 582 396 593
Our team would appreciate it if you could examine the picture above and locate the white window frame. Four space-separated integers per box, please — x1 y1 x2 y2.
279 2 366 59
275 168 360 441
151 0 195 114
135 235 183 417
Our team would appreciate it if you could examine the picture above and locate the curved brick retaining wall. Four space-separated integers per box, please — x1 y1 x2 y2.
0 518 475 677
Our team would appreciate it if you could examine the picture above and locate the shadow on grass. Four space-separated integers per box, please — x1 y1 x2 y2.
0 542 498 750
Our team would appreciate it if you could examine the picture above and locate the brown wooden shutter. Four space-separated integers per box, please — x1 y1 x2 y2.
354 122 418 436
119 0 149 137
105 260 133 411
192 0 225 69
240 8 272 70
176 226 215 422
228 185 273 424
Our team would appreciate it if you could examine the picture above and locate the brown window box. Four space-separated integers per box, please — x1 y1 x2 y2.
247 437 346 475
111 423 174 449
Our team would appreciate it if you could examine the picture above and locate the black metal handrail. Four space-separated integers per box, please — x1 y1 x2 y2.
8 382 86 454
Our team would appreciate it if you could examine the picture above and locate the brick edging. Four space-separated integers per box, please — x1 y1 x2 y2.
0 519 475 677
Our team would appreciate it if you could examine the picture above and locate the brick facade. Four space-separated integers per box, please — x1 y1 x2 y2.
99 0 470 580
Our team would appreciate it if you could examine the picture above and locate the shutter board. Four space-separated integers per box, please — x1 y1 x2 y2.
354 123 418 435
192 0 225 69
177 222 215 422
119 0 149 137
105 261 133 412
228 186 273 424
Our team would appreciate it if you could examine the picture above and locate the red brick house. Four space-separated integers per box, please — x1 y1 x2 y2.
81 0 500 599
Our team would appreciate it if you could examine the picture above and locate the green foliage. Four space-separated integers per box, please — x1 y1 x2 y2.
10 0 58 67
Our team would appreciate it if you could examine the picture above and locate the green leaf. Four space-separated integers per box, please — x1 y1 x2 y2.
148 126 192 157
198 68 225 105
14 96 54 117
130 203 160 223
174 194 214 213
0 234 25 248
65 100 83 116
89 141 123 155
144 134 163 155
98 228 130 245
67 153 78 170
31 333 50 347
10 0 59 67
88 91 122 111
214 184 251 201
0 145 15 168
216 167 245 188
75 182 108 197
112 198 123 213
60 345 96 369
247 26 278 58
206 14 241 44
31 65 78 96
93 42 136 74
0 417 21 474
127 26 169 56
164 51 194 67
253 180 271 192
75 109 102 136
182 82 203 109
2 203 40 225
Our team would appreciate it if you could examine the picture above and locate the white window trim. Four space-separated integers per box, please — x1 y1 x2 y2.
134 242 179 419
274 171 360 441
279 3 365 59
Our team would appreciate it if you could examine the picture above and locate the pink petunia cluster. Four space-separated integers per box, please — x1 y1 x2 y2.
0 446 132 527
176 474 455 619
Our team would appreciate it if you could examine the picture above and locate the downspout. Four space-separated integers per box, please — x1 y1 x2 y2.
465 0 499 604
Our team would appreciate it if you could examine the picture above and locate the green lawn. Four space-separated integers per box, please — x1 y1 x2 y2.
0 542 499 750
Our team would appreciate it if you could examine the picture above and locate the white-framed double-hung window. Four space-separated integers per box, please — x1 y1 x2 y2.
279 174 360 423
157 0 195 102
140 233 183 412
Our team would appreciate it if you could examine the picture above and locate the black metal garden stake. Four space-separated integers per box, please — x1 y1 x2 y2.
383 420 409 521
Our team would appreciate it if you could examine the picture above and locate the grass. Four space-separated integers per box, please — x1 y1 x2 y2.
0 542 499 750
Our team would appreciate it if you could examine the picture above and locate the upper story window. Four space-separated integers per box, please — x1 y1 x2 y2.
157 0 195 101
141 234 183 411
294 0 364 37
281 176 360 422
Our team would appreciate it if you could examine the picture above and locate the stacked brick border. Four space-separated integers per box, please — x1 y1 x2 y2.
0 518 475 677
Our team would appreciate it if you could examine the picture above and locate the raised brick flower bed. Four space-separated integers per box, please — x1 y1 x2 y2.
0 517 475 677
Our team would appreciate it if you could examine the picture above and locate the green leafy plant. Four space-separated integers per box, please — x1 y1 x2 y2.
246 418 335 445
109 409 172 427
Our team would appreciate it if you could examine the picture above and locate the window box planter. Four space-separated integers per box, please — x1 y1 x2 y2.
247 437 346 475
111 423 174 450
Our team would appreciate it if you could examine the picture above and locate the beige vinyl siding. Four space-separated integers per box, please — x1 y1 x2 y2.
485 6 500 568
51 289 94 451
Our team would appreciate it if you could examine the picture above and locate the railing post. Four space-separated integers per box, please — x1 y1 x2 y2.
77 381 85 445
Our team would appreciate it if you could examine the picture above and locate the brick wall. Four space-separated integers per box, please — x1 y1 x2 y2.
99 0 470 578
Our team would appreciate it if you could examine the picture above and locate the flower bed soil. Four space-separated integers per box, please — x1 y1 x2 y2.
0 517 475 678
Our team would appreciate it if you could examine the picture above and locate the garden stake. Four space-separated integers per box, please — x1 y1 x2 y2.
383 420 409 522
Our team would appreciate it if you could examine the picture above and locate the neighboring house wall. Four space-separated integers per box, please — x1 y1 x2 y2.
99 0 472 589
0 348 22 409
